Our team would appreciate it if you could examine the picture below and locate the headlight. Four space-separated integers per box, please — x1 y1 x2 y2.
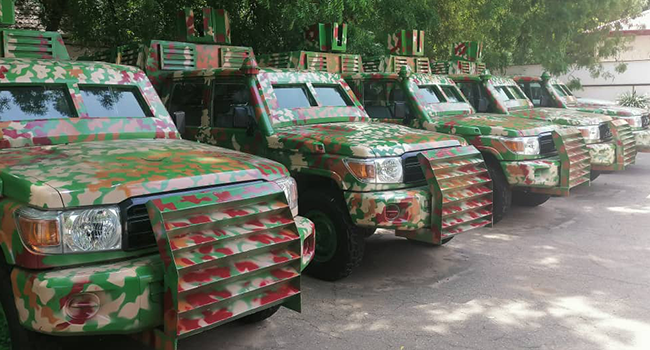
15 206 122 254
344 157 404 184
577 125 600 142
273 177 298 216
619 115 644 128
62 208 121 253
498 136 540 155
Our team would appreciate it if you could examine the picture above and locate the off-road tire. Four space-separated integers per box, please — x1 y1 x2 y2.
590 171 601 181
238 305 281 324
0 263 62 350
357 227 376 238
300 189 366 281
484 156 511 224
512 191 551 207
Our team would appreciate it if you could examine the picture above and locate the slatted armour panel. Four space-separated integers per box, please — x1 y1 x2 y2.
1 29 69 59
146 182 302 340
554 128 591 191
611 120 637 168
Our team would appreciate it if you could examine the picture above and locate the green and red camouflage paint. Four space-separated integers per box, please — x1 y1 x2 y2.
103 14 493 251
0 23 315 349
513 75 650 152
344 33 590 197
450 74 637 172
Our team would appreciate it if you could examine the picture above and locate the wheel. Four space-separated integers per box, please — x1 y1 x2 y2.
0 264 62 350
484 156 511 224
299 189 366 281
238 305 280 324
512 191 551 207
356 227 376 238
590 171 601 181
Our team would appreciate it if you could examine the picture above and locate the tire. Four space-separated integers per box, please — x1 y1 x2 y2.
299 189 366 281
0 264 62 350
357 227 376 238
512 191 551 207
484 156 511 224
590 171 601 181
238 305 280 324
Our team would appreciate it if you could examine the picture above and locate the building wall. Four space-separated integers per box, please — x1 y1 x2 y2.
504 35 650 101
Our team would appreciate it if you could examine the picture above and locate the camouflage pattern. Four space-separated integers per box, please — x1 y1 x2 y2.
346 41 590 196
102 16 493 247
449 74 637 172
146 181 311 340
0 23 315 348
513 75 650 153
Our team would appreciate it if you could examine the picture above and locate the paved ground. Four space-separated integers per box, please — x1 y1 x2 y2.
101 153 650 350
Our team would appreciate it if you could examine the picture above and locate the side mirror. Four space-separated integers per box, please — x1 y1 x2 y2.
478 98 489 112
172 111 186 135
392 101 407 119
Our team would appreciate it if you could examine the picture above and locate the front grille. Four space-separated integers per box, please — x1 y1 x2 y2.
119 182 262 251
538 133 557 155
403 153 426 184
122 203 156 251
642 115 649 128
599 123 613 141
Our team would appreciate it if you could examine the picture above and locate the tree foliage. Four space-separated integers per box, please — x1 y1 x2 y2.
27 0 650 76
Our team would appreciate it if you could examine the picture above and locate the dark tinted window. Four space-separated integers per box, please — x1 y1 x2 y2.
418 86 446 104
440 85 464 103
212 82 251 128
273 85 315 109
80 86 149 118
363 81 411 119
0 85 75 121
169 80 208 127
314 85 353 107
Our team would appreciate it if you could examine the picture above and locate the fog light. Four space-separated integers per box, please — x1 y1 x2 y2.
384 204 401 220
65 293 100 321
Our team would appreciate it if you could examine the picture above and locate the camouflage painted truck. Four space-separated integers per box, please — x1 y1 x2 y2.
99 10 494 281
432 43 638 179
0 7 316 350
343 30 592 222
513 74 650 152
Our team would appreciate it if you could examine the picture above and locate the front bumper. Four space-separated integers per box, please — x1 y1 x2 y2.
345 187 431 230
10 215 316 336
587 142 617 168
500 156 589 196
633 129 650 152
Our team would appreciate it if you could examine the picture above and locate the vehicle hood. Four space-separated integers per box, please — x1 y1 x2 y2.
569 100 648 117
510 107 612 126
0 139 288 209
269 122 465 157
430 113 558 137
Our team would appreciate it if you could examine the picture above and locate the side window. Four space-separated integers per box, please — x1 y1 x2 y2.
169 80 208 127
457 82 480 110
529 82 553 107
440 85 464 103
212 82 251 128
363 81 391 119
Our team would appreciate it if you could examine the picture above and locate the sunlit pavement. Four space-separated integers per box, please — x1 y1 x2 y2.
98 153 650 350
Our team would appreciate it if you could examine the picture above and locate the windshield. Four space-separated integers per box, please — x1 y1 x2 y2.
273 85 316 109
552 84 573 97
418 86 446 104
509 85 528 99
314 85 353 107
440 85 465 103
0 85 76 121
495 86 515 100
80 86 150 118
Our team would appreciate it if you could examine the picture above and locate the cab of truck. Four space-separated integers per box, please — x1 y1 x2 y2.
434 42 637 177
100 10 494 281
0 3 315 349
344 32 592 222
513 74 650 152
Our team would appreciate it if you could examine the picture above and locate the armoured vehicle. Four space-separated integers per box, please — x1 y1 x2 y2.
343 31 592 222
432 43 637 177
513 74 650 152
101 10 494 281
0 3 316 349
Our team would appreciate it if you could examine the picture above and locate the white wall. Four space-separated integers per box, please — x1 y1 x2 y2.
504 35 650 101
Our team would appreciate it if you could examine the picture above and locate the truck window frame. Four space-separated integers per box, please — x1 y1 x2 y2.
78 84 153 118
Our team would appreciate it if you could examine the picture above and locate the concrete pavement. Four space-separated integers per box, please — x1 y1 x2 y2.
103 153 650 350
